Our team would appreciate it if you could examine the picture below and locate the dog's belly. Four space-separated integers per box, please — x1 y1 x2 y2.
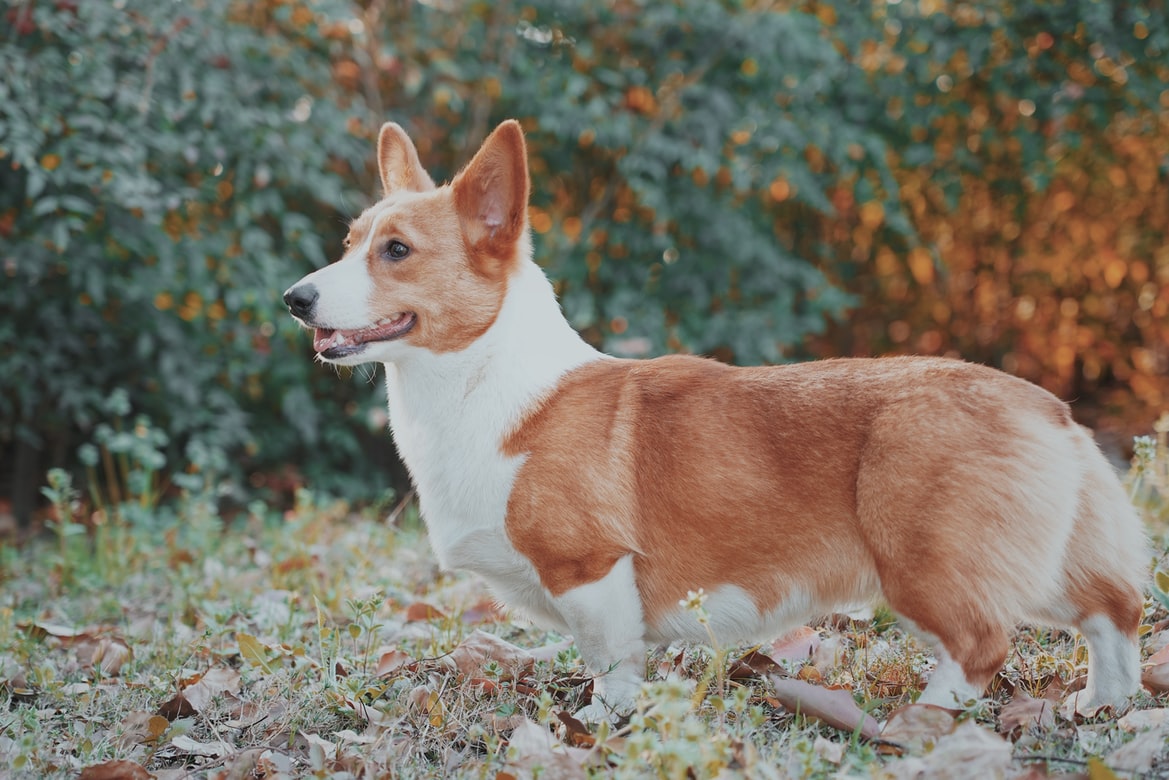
645 580 877 646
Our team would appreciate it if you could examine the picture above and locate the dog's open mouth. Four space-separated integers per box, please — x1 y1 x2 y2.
313 312 416 358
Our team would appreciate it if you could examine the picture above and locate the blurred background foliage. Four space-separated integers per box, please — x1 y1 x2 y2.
1 0 1166 522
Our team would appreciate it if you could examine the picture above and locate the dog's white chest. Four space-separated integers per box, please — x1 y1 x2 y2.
380 259 602 628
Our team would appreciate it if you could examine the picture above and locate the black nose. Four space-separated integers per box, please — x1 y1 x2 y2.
284 284 318 319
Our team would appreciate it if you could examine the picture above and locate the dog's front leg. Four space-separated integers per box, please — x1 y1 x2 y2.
552 554 648 723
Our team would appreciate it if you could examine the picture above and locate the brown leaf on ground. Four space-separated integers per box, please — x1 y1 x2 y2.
222 748 267 780
768 626 821 664
181 667 242 712
729 629 821 681
728 649 787 681
158 667 242 720
78 759 153 780
375 648 414 677
446 629 534 679
157 691 195 721
769 676 881 740
1141 662 1169 694
19 621 88 640
169 733 235 758
75 636 133 676
999 691 1056 736
882 720 1012 778
224 699 279 730
1118 707 1169 732
555 710 596 747
880 703 956 750
504 718 591 780
0 653 30 691
1145 638 1169 667
116 710 170 747
405 602 448 622
1108 726 1169 774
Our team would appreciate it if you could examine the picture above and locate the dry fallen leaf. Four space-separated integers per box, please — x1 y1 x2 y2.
237 632 274 672
375 648 414 677
181 667 242 712
1145 631 1169 668
78 759 153 780
170 733 235 758
880 703 956 750
406 602 449 622
769 676 881 740
116 710 170 747
304 732 338 761
75 636 133 676
158 667 242 721
1107 727 1168 774
446 629 534 679
1118 707 1169 732
881 720 1012 779
555 710 596 748
505 718 591 780
728 649 787 681
768 626 821 663
812 735 845 764
1141 662 1169 694
999 691 1056 736
20 621 87 640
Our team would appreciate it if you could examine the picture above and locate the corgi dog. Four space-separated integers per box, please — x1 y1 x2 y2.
285 119 1146 721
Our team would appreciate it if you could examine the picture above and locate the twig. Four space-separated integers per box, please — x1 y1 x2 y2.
386 489 416 527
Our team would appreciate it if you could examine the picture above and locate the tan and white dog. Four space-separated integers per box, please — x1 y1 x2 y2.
285 119 1146 721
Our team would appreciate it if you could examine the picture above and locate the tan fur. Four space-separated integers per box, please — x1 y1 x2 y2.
505 354 1144 692
342 123 532 354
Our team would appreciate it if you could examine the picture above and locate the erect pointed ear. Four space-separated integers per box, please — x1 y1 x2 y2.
452 120 530 260
377 122 435 195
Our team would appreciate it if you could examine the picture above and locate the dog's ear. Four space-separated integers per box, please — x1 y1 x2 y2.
452 120 530 266
377 122 435 195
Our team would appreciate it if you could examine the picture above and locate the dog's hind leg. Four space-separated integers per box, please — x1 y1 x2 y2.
884 587 1012 708
1075 611 1141 711
1055 446 1146 713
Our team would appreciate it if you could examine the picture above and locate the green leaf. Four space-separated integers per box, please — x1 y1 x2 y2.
237 633 273 673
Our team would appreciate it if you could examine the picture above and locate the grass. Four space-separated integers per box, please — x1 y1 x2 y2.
1 419 1168 778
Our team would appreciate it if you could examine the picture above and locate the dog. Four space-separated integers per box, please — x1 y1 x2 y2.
284 119 1147 722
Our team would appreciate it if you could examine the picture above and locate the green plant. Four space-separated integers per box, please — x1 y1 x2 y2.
0 0 386 516
344 590 385 676
1129 412 1169 526
39 468 86 586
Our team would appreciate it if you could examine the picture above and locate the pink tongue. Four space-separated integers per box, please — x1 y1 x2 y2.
313 329 342 352
312 314 414 352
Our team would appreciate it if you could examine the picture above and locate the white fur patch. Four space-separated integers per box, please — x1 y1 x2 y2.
553 555 646 714
1076 614 1140 709
381 258 602 618
917 646 982 708
649 584 813 646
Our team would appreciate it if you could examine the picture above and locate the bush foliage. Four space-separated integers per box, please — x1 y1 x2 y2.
2 0 1166 515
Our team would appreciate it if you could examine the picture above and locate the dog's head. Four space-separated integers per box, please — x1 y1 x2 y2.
284 120 531 365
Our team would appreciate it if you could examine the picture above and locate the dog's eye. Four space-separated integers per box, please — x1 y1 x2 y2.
383 240 410 261
342 237 352 249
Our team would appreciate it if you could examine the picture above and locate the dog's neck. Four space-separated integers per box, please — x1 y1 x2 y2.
380 257 603 555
